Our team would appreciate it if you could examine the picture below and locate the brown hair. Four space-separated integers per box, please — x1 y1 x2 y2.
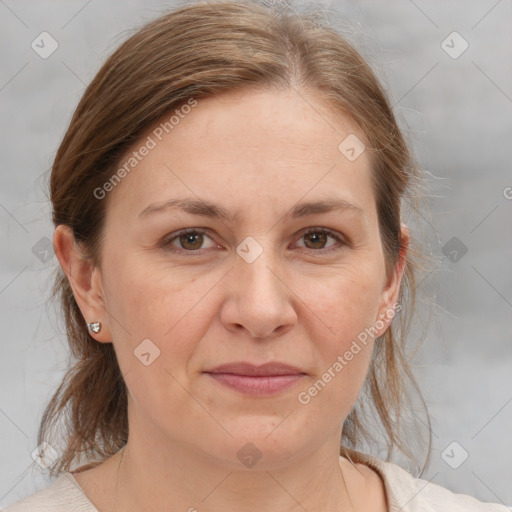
41 0 432 477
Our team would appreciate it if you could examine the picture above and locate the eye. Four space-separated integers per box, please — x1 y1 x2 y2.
161 227 347 255
162 228 218 254
294 228 346 254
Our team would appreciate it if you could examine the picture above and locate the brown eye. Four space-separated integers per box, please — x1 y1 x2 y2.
163 228 217 254
295 228 346 254
303 231 329 250
178 232 204 250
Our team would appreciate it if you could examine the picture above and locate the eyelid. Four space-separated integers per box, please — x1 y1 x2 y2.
161 227 219 253
161 226 348 255
295 227 348 251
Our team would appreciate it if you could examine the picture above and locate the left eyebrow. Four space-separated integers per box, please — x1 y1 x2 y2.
289 199 364 218
138 197 365 223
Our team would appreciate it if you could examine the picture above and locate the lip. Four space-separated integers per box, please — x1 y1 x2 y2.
204 361 306 376
203 362 307 396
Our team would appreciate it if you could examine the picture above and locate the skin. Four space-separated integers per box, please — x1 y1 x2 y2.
54 86 408 511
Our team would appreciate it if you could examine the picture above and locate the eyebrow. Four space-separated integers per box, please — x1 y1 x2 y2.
138 197 364 222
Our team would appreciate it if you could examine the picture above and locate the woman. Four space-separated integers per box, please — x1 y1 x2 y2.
4 0 510 510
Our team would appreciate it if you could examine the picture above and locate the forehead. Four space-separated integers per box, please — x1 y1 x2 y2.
106 87 376 224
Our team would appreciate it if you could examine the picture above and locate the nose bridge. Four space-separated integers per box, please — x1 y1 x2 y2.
223 234 296 338
235 235 283 300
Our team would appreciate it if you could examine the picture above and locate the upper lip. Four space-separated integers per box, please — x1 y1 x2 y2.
204 362 306 376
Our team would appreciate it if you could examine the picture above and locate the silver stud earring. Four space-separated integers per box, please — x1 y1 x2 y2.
87 322 102 333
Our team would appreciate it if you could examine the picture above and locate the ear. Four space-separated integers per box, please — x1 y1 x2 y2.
53 224 112 343
374 224 409 337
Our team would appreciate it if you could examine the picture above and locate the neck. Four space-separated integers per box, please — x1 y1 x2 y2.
113 434 358 512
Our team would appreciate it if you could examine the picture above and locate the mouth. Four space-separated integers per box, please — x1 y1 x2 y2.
203 362 307 396
204 373 306 395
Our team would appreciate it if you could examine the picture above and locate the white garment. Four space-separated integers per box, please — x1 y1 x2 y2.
3 452 511 511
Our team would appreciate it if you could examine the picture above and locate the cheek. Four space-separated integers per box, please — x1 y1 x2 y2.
304 264 383 338
103 255 223 379
103 263 212 427
106 250 195 331
295 283 377 428
296 267 381 403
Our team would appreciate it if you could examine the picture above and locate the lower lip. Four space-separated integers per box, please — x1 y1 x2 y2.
205 373 305 395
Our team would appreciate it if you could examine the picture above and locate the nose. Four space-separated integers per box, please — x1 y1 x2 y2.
219 243 297 339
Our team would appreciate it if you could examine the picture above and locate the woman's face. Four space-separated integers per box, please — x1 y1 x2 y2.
81 87 404 468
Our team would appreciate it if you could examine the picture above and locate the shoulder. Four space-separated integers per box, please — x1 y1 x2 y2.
342 450 512 512
380 460 511 511
2 473 98 512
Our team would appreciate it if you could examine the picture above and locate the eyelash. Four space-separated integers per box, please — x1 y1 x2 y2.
161 227 347 256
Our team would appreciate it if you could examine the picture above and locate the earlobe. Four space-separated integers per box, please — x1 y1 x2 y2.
53 225 112 343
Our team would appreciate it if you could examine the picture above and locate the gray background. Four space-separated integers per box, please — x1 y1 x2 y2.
1 0 511 508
